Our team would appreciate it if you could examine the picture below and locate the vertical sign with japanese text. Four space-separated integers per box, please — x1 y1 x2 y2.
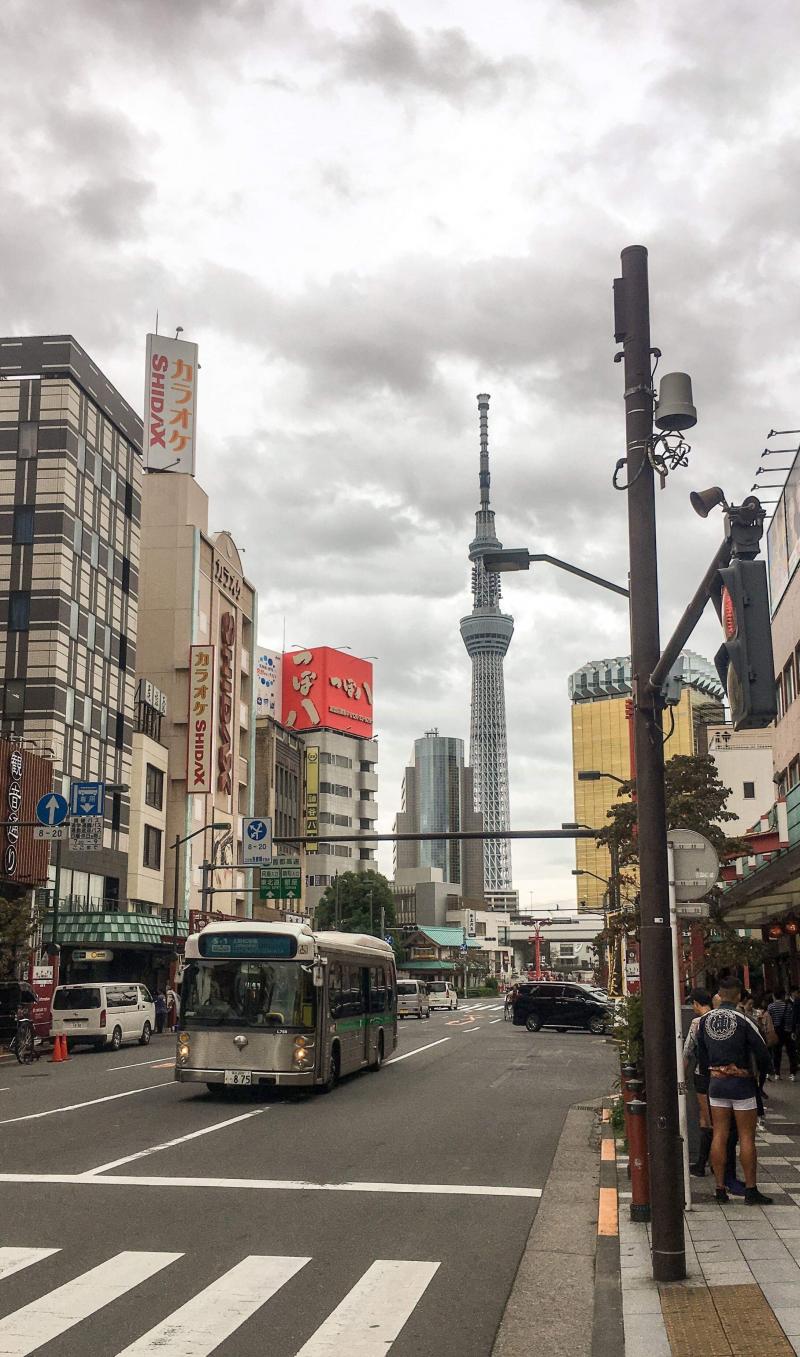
305 746 319 853
188 645 215 794
144 333 199 474
4 743 23 878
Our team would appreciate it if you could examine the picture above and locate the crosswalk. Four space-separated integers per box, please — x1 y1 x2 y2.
0 1247 440 1355
459 1003 505 1012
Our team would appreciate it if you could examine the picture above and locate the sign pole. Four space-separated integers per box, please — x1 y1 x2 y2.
669 844 693 1211
52 836 62 948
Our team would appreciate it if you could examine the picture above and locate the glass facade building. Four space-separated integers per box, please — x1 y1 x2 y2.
394 731 484 900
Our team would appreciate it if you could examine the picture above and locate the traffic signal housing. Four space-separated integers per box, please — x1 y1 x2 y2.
714 558 777 730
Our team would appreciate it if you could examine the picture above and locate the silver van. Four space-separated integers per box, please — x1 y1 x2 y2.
397 979 430 1020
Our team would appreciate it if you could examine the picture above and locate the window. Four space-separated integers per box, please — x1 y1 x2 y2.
87 615 96 651
369 966 388 1013
145 763 164 810
76 435 86 471
124 480 134 519
791 760 800 792
99 707 107 742
8 592 30 631
777 678 785 721
83 698 93 734
73 517 83 555
115 710 125 749
143 825 162 871
69 600 79 639
3 680 25 716
89 531 99 568
65 688 75 725
111 793 121 832
785 661 796 709
320 781 352 798
13 506 34 544
121 557 131 594
118 634 128 671
18 422 38 459
743 781 756 800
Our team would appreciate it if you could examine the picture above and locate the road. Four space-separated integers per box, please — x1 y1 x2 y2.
0 1002 614 1356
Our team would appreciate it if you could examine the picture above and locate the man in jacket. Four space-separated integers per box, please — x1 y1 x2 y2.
768 989 797 1081
697 974 772 1205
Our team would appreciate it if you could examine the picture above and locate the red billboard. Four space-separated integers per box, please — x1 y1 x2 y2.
0 739 52 888
282 648 374 738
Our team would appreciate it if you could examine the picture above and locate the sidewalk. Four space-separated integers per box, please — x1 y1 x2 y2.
611 1079 800 1356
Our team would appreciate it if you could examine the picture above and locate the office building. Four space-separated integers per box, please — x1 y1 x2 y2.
570 650 725 907
254 708 306 918
459 394 514 892
706 725 775 833
0 335 142 906
394 730 484 899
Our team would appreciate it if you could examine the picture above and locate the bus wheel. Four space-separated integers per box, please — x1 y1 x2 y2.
318 1046 340 1094
369 1032 384 1072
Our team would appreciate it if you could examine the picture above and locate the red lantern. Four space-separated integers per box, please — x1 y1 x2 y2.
769 923 784 939
785 919 799 936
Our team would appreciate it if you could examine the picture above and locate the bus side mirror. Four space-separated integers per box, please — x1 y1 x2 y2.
312 960 325 988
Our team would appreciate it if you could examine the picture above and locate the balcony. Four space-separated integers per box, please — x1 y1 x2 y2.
358 770 378 794
358 801 378 821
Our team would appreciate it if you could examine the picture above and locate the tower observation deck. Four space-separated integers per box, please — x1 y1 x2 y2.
459 394 514 892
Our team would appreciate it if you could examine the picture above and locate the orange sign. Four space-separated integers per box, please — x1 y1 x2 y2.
282 647 373 738
187 646 215 793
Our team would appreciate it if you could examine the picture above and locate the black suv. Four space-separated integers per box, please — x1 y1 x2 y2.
512 982 610 1034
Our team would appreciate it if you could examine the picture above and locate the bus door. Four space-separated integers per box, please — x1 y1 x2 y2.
361 967 371 1063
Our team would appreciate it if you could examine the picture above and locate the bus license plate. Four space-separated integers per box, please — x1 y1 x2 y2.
224 1070 252 1086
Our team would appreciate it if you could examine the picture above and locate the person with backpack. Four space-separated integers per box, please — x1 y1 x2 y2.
768 988 797 1081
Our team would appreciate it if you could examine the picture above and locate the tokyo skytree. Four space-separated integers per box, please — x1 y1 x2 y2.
459 394 514 892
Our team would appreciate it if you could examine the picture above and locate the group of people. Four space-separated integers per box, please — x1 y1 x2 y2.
153 986 178 1034
683 974 800 1206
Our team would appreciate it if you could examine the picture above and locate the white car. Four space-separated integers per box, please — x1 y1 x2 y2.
51 983 156 1051
427 981 458 1011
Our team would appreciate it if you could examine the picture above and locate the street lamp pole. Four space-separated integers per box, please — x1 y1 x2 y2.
170 821 228 962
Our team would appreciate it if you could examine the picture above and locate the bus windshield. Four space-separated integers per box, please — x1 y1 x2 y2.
181 961 315 1030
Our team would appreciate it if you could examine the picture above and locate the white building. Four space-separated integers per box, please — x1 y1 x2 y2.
301 727 378 916
707 725 776 833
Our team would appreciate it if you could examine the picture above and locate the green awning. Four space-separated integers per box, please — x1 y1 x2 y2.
42 912 190 948
400 959 456 972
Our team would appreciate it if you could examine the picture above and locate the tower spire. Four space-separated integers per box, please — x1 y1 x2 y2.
478 392 491 509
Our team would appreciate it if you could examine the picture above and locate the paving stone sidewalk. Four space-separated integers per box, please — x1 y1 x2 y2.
615 1080 800 1356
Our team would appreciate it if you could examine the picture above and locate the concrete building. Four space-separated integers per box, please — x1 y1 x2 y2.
390 866 481 929
126 682 169 915
253 712 305 918
393 730 484 900
301 725 378 917
136 473 256 921
0 335 142 906
570 649 725 907
706 725 776 833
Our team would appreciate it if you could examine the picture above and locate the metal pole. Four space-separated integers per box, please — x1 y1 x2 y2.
609 836 620 994
668 844 693 1212
171 833 181 957
200 860 210 915
649 538 731 695
51 837 62 948
380 904 385 938
335 873 340 929
616 243 685 1281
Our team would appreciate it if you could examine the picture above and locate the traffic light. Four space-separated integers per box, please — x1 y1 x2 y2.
713 558 777 730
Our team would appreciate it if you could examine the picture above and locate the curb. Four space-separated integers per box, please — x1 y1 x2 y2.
591 1103 625 1357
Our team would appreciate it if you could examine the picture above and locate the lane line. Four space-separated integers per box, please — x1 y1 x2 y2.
385 1038 450 1064
0 1082 175 1125
116 1254 311 1356
295 1259 440 1356
0 1250 181 1355
107 1056 175 1072
489 1019 503 1025
0 1172 542 1198
462 1026 481 1033
85 1108 266 1176
0 1248 59 1282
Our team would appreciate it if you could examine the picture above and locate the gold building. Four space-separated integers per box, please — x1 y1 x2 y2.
570 651 725 908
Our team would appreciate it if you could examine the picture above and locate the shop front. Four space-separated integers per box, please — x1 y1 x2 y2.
42 911 189 996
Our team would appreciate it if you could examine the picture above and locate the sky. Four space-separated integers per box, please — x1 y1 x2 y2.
2 0 799 906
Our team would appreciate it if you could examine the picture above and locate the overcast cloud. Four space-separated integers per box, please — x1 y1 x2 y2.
2 0 799 904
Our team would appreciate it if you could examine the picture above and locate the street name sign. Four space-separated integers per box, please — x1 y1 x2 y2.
667 828 720 903
70 781 105 818
243 817 273 866
259 864 302 901
36 792 68 827
675 902 711 920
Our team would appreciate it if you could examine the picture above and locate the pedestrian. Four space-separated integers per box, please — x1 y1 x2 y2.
768 988 797 1081
697 973 773 1205
154 990 167 1035
683 987 713 1177
166 985 178 1032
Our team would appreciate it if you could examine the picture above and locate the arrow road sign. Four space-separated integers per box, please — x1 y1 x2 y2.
70 782 105 818
243 817 273 866
36 793 68 827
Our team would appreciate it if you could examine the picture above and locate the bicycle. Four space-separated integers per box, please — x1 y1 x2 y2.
13 1017 38 1065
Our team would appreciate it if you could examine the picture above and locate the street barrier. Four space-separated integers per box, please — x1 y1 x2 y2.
48 1034 68 1063
628 1097 651 1222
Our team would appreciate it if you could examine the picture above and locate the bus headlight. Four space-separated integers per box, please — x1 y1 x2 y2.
178 1043 190 1062
293 1036 314 1068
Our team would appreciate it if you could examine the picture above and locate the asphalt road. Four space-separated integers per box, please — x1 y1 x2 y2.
0 1002 614 1356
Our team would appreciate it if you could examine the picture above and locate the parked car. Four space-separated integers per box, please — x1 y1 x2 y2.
51 982 155 1051
512 981 610 1034
396 980 431 1020
427 981 458 1011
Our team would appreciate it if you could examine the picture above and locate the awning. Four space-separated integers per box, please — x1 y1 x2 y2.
400 959 456 972
42 912 190 948
718 842 800 928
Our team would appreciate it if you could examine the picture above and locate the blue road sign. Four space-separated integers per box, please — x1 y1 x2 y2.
460 944 468 953
70 781 105 818
36 792 69 827
247 819 268 841
384 934 394 946
242 817 273 866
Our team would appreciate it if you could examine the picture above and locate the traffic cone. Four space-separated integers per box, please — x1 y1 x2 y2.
60 1035 70 1061
48 1034 63 1063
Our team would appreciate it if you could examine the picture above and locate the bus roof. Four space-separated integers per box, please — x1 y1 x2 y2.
184 920 394 961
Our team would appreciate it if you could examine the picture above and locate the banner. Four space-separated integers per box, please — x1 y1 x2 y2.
187 645 215 794
254 649 282 719
305 746 319 853
144 333 199 473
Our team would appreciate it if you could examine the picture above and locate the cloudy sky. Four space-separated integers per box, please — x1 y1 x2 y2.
3 0 798 905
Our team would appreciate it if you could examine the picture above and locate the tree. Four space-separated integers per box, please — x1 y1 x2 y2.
314 870 396 937
0 893 39 980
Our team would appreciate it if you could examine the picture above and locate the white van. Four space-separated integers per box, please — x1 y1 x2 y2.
51 983 155 1051
397 980 430 1020
427 981 458 1011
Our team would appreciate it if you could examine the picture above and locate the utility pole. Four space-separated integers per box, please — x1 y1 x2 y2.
615 244 685 1282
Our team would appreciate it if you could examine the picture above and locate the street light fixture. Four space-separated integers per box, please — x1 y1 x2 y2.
481 548 629 599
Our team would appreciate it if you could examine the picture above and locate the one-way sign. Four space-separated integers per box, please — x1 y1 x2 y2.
36 792 68 827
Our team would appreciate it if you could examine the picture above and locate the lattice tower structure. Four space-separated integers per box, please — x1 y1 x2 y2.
459 393 514 892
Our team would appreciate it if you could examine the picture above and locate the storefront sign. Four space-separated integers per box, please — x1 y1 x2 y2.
72 950 113 963
305 746 319 853
283 648 374 738
217 613 236 796
214 557 242 601
188 645 215 794
254 649 281 719
4 745 23 877
144 333 199 473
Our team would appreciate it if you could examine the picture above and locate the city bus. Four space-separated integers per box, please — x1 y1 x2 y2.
176 921 397 1094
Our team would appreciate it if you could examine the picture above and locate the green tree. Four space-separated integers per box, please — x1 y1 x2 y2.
314 870 396 937
0 893 39 979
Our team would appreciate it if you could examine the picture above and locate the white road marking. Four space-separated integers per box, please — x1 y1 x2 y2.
106 1056 174 1072
85 1109 266 1176
0 1087 9 1093
116 1254 311 1356
295 1259 440 1356
0 1083 175 1126
490 1005 506 1011
0 1250 181 1355
0 1173 541 1198
462 1026 481 1032
0 1248 58 1282
385 1038 450 1064
489 1018 503 1024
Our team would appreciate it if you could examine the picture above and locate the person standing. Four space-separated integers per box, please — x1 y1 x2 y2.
166 985 178 1032
768 989 797 1081
154 990 167 1035
684 988 713 1177
697 974 772 1205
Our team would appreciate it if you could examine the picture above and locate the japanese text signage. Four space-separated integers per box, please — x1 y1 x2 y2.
282 647 374 738
70 816 103 852
254 649 282 719
305 747 319 853
217 613 236 797
187 645 215 794
4 744 23 878
144 333 199 474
